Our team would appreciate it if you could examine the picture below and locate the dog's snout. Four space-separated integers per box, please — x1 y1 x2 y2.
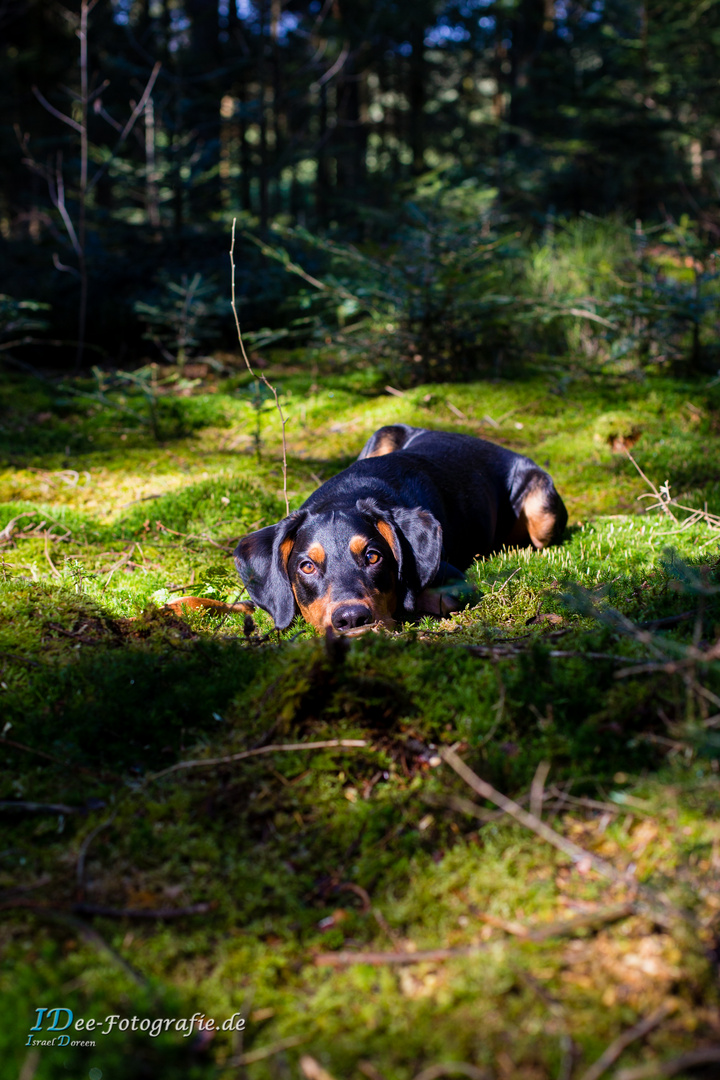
331 602 372 632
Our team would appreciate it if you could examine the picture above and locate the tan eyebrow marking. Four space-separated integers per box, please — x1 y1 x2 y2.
376 520 399 560
306 542 326 566
349 534 368 556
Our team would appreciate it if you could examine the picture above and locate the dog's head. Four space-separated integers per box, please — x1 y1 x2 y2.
234 498 442 633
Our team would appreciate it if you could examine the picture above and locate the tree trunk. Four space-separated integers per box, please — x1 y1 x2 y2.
408 21 425 175
258 0 269 230
316 82 331 220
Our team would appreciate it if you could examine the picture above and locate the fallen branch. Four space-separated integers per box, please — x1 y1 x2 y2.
494 566 521 593
530 759 551 820
76 812 118 898
0 736 118 782
0 651 41 667
411 1065 491 1080
578 1001 677 1080
638 611 695 631
6 905 145 987
546 787 650 819
0 512 38 545
0 801 80 814
420 791 503 824
301 1056 337 1080
440 747 624 881
625 452 678 523
464 643 631 663
102 543 136 590
314 902 636 966
0 898 214 920
358 1062 387 1080
226 1034 307 1066
46 622 101 645
439 748 693 927
117 493 162 509
613 1046 720 1080
625 449 720 535
73 901 214 919
148 739 368 783
420 783 558 825
43 531 61 578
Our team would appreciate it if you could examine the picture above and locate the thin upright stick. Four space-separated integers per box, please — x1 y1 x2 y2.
230 219 290 516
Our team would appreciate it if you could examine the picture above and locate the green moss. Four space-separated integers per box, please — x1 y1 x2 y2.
1 365 720 1079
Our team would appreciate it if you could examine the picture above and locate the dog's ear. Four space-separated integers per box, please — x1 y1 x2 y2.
391 506 442 590
233 512 305 629
357 498 442 606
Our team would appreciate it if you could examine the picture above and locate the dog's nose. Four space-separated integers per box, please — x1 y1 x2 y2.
331 603 372 631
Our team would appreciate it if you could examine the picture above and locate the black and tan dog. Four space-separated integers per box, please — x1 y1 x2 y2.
234 424 567 633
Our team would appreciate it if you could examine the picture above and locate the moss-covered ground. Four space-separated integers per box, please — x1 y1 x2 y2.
1 358 720 1080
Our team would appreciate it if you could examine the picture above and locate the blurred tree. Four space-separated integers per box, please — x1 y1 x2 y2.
1 0 720 367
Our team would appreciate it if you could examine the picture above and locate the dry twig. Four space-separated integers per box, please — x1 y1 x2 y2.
73 901 214 919
148 739 367 783
626 448 720 533
301 1056 337 1080
230 219 289 516
43 531 61 578
625 452 678 523
314 902 635 966
411 1065 490 1080
0 898 214 920
226 1034 306 1067
0 736 117 781
0 801 80 815
613 1046 720 1080
11 906 145 987
440 747 625 881
439 748 695 928
76 811 117 898
578 1001 677 1080
530 759 551 820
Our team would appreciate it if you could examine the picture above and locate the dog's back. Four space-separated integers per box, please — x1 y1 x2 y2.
357 423 567 563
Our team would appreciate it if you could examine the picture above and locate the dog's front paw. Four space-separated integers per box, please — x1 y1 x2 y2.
416 579 480 618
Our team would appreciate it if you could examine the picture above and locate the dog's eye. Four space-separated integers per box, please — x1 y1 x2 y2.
299 561 316 575
365 549 381 565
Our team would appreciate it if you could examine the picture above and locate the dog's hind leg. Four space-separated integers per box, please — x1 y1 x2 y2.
358 424 423 460
507 471 568 549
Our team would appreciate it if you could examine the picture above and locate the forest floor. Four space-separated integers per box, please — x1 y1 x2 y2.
1 356 720 1080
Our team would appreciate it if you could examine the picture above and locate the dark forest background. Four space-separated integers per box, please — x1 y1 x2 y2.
2 0 720 377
